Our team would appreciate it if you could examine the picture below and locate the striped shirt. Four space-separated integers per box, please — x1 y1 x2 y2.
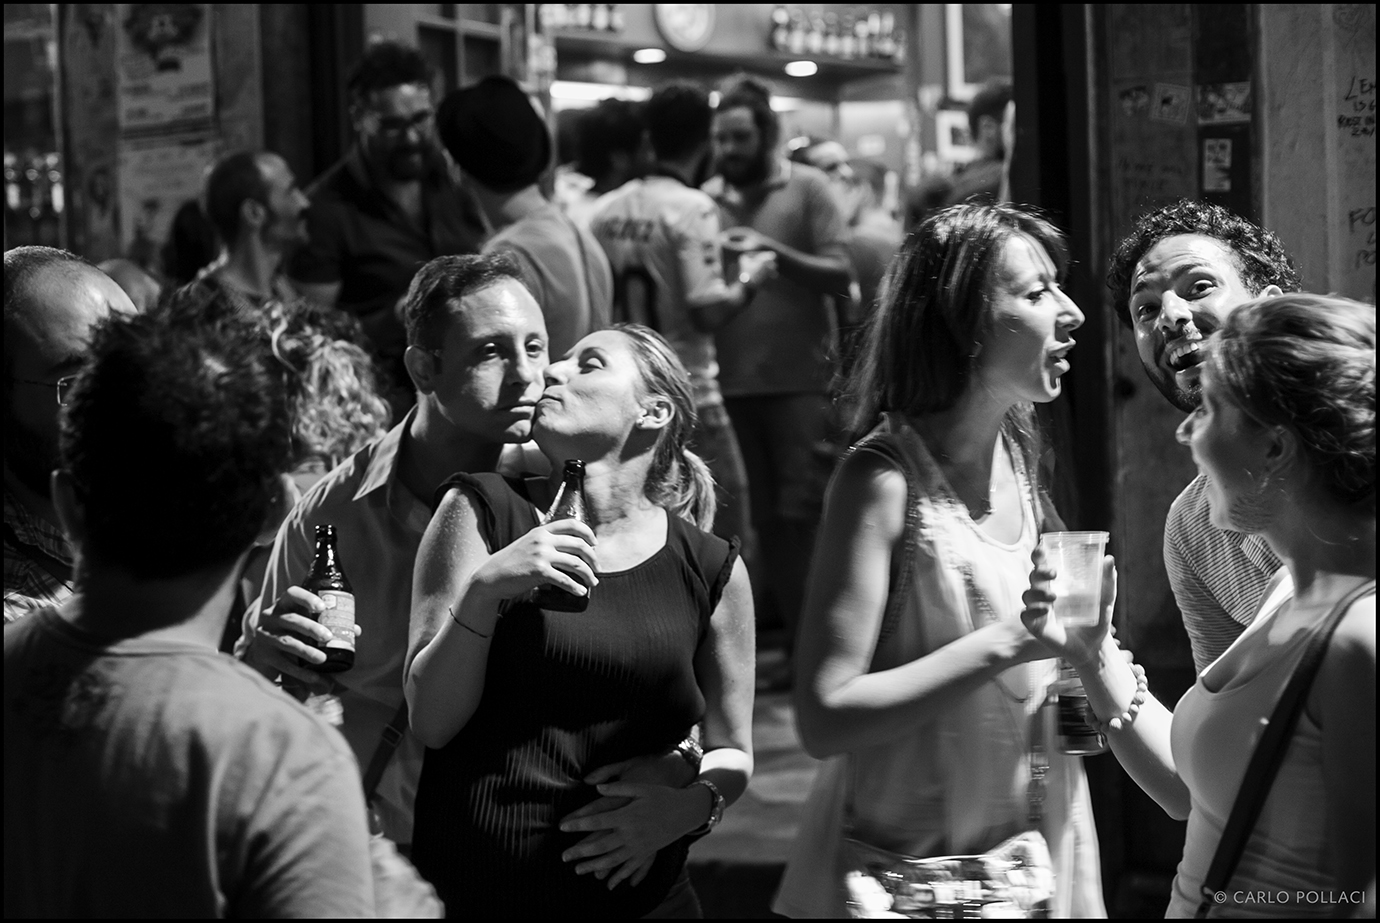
1163 474 1284 673
3 485 74 623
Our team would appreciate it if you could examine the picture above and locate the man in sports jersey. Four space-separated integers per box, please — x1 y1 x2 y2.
1107 200 1301 672
589 82 777 554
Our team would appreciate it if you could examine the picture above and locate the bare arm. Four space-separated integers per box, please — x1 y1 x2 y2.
794 450 1056 759
1021 551 1190 819
1314 598 1376 894
405 485 597 749
693 556 756 805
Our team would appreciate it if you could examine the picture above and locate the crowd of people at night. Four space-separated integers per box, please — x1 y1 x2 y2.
4 39 1374 920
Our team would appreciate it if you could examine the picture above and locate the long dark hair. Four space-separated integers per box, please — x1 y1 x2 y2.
847 203 1069 438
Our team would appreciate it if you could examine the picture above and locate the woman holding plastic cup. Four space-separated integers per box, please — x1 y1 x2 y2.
774 204 1105 917
1022 293 1375 918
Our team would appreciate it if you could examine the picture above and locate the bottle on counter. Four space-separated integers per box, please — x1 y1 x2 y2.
302 523 356 673
530 459 593 612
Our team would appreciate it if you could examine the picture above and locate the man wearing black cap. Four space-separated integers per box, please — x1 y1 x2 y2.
438 75 612 358
289 41 486 407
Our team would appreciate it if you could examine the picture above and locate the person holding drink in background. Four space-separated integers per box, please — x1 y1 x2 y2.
404 324 755 917
774 204 1105 918
1022 292 1375 918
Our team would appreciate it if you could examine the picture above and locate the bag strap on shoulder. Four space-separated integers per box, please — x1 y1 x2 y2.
362 702 410 805
1195 578 1376 918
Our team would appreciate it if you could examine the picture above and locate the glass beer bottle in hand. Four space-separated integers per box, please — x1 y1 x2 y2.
302 523 356 672
530 459 593 612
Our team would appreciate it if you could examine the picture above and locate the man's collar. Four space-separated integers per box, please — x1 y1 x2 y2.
352 405 417 501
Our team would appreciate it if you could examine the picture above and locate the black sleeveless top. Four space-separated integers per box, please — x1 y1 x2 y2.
411 473 739 918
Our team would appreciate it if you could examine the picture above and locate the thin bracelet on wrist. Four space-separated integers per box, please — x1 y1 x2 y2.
448 605 492 640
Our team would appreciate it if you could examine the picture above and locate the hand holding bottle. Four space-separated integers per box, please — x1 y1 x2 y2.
244 585 359 691
467 517 599 610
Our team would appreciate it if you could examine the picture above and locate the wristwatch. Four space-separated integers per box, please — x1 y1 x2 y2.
686 778 725 836
673 735 703 771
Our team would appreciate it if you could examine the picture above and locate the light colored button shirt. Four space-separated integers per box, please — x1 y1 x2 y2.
242 408 542 844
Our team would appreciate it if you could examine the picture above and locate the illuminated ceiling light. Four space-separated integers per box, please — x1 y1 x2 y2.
784 60 818 77
550 81 652 102
632 47 667 64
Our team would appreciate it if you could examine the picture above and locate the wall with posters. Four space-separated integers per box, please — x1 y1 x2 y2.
1260 3 1376 304
60 3 266 268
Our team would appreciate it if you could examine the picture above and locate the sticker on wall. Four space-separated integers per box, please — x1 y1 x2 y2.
1150 83 1191 125
1119 85 1151 118
1202 138 1233 193
1197 82 1252 124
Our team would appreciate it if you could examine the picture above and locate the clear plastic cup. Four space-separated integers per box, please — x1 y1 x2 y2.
1039 531 1109 627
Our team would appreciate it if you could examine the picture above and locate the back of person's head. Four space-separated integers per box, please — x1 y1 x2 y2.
1210 292 1375 513
436 75 552 193
60 306 291 579
1107 199 1302 327
269 305 392 469
4 246 90 402
716 74 780 150
645 82 713 163
614 323 716 531
161 281 390 469
403 251 528 351
575 98 645 180
204 151 269 246
967 79 1014 136
347 40 434 104
160 198 221 287
850 202 1068 433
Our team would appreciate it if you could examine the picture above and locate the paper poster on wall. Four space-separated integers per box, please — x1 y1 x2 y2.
935 109 977 164
1197 82 1252 124
1202 138 1233 192
117 134 219 267
116 4 214 133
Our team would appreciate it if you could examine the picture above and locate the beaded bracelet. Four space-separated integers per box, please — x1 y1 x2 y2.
1087 661 1148 733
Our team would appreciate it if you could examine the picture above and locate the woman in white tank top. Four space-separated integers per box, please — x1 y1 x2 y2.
775 204 1105 917
1023 293 1375 918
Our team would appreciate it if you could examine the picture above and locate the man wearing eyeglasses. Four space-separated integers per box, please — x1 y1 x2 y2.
3 246 136 622
288 41 486 413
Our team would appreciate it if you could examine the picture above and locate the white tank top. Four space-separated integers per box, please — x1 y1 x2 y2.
1167 577 1348 918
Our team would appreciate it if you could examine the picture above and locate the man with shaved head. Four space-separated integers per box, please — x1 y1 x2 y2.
186 149 312 312
4 246 136 621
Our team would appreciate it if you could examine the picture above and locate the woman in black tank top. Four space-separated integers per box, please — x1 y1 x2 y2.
405 324 755 918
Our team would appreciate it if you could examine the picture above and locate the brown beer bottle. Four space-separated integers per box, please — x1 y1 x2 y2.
302 524 356 672
530 459 592 612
